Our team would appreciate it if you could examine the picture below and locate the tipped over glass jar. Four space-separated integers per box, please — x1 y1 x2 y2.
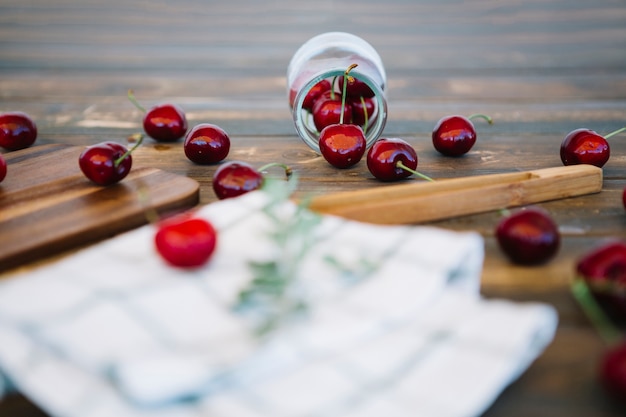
287 32 388 152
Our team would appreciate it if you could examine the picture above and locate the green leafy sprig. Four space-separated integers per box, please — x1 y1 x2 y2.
233 174 322 336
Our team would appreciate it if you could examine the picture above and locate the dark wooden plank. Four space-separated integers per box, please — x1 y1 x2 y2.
0 145 200 272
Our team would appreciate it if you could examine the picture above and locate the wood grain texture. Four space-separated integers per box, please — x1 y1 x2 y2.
0 144 199 272
1 0 625 415
308 165 603 224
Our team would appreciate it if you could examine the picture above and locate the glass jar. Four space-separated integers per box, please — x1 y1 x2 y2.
287 32 388 152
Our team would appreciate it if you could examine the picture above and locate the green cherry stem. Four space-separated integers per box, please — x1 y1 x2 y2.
396 160 435 182
467 113 494 125
360 96 369 134
127 89 147 113
258 162 293 179
604 126 626 140
571 278 623 347
114 133 144 167
339 63 358 125
330 76 337 101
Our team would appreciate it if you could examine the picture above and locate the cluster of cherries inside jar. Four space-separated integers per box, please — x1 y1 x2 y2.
3 82 626 401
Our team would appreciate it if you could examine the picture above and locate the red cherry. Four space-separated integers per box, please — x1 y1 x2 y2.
577 241 626 322
0 111 37 151
79 141 133 186
0 153 6 183
350 96 376 129
212 161 292 200
302 79 332 111
559 128 626 168
319 124 366 169
312 91 352 132
183 123 230 165
155 215 217 268
128 90 188 142
143 104 188 142
366 138 418 181
338 75 375 98
495 207 560 265
599 340 626 404
212 161 264 200
79 135 143 186
432 114 492 157
570 271 626 404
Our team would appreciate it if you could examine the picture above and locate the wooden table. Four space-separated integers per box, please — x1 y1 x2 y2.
1 0 625 415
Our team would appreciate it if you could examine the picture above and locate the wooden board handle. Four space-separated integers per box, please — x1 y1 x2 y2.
308 165 603 224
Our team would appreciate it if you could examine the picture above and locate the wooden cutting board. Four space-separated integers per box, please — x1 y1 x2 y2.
0 144 200 273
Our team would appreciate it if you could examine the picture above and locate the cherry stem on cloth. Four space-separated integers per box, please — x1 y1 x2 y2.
467 114 494 125
127 89 147 113
114 133 144 167
339 63 359 125
571 278 623 347
396 160 435 182
604 126 626 139
258 162 293 179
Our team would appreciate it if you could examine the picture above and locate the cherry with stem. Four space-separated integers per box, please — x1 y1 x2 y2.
212 160 292 200
79 133 144 186
318 64 366 169
560 126 626 168
432 113 493 157
366 137 433 182
128 89 188 142
571 276 626 404
312 76 351 132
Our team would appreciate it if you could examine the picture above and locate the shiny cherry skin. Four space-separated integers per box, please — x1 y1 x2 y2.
0 111 37 151
0 153 6 183
155 214 217 268
366 138 418 181
312 92 352 132
350 96 376 128
143 103 188 142
212 161 264 200
79 141 132 186
496 207 560 265
599 340 626 404
302 79 332 111
560 128 610 168
338 75 375 98
577 241 626 322
184 123 230 165
432 115 477 156
319 124 366 169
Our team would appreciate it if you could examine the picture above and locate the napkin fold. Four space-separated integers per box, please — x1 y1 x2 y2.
0 186 557 417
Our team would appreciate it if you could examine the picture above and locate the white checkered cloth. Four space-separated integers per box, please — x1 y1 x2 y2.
0 189 557 417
